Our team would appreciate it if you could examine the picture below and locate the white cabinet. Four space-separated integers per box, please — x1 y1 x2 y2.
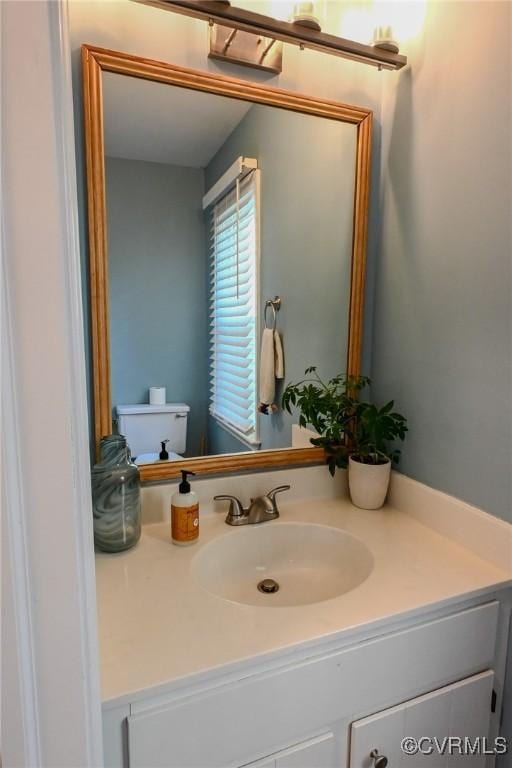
242 672 496 768
242 732 335 768
350 670 494 767
125 603 498 768
103 602 505 768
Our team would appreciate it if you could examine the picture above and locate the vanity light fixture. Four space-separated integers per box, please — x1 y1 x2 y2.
135 0 407 72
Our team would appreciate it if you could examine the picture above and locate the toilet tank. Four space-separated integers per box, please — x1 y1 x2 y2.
116 403 190 458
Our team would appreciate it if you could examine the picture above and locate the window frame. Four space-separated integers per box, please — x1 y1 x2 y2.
208 168 261 449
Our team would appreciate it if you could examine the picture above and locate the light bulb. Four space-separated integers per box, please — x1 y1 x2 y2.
291 2 321 31
372 0 427 49
372 24 399 53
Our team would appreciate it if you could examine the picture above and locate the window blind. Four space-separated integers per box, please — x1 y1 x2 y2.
209 170 260 446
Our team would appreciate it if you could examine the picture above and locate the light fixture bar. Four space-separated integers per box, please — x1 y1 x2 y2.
135 0 408 71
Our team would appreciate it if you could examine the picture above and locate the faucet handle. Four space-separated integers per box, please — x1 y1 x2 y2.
213 495 246 524
266 485 291 512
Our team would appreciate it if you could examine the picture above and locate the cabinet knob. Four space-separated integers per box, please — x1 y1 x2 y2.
370 749 388 768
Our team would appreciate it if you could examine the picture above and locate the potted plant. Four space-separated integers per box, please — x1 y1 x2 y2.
282 367 408 510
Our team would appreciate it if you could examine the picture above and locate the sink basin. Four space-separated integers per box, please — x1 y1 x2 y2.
192 522 373 607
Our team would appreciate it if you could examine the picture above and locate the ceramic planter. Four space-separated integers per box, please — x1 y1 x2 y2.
348 455 391 510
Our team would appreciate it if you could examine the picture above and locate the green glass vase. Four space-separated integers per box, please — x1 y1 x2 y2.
92 435 141 552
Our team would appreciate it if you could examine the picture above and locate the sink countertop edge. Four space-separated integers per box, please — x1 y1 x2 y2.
101 581 511 711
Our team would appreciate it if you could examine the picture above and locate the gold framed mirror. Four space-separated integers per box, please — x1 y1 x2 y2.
82 44 372 481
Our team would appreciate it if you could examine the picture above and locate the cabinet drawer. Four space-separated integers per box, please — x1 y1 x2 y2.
242 732 336 768
127 602 499 768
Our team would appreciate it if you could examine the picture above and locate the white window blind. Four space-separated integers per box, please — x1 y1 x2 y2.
209 170 260 446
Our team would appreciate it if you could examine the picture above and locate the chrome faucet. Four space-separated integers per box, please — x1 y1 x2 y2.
214 485 291 526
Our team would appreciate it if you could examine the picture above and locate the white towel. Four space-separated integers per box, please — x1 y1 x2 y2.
258 328 284 414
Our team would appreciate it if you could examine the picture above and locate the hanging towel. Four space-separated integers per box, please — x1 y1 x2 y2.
258 328 284 414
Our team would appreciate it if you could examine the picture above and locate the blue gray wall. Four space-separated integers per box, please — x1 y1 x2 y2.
206 104 356 453
372 1 512 524
106 157 208 457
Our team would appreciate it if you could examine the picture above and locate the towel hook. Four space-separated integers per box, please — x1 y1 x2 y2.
264 296 281 330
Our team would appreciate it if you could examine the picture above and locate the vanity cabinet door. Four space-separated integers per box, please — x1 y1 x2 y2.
241 731 336 768
350 670 494 767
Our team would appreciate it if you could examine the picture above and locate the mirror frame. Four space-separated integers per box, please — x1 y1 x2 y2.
82 44 372 481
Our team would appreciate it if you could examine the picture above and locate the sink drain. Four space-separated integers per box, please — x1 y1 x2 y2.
257 578 280 594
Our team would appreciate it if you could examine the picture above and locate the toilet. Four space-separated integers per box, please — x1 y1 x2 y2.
116 403 190 465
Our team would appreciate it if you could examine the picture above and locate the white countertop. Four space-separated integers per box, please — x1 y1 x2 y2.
95 487 511 705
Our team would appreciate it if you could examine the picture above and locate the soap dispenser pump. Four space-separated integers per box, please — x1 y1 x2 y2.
171 470 199 546
159 439 169 461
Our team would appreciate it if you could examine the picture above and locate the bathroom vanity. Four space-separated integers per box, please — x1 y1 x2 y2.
96 468 512 768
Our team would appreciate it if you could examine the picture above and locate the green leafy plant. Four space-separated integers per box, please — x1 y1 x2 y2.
282 367 408 476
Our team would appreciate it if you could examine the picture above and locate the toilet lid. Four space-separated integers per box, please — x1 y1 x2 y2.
135 451 182 465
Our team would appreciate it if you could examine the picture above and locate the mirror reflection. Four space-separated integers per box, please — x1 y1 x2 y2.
102 72 357 464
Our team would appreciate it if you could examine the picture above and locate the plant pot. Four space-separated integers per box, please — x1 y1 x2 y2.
348 455 391 510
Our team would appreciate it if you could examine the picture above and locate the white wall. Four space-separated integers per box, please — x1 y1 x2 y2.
372 1 512 523
68 0 383 108
2 2 102 764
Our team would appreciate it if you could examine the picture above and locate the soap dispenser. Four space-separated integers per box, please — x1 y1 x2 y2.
171 470 199 546
159 439 169 461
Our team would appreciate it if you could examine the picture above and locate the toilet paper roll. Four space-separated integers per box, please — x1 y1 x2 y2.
149 387 166 406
